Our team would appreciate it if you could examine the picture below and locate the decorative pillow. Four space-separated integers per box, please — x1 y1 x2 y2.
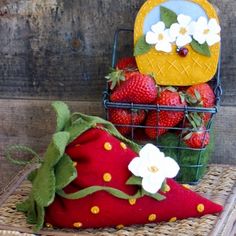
15 102 223 231
134 0 221 86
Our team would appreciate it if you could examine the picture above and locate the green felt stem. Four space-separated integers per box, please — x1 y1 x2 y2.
57 186 143 200
4 145 42 166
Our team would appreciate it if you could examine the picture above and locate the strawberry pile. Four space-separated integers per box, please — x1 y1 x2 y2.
105 57 216 150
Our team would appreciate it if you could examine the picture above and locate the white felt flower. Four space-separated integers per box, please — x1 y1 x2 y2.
128 144 180 194
169 14 193 47
146 21 174 53
191 17 221 46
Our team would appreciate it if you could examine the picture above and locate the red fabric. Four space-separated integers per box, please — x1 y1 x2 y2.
45 128 223 229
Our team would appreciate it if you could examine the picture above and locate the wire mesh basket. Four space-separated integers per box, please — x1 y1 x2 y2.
103 29 222 185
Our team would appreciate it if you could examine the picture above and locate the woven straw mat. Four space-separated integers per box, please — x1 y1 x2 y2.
0 165 236 236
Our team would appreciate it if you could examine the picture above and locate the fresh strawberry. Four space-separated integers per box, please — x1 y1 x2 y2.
183 126 210 148
116 57 137 71
108 108 145 136
186 83 215 108
145 88 186 139
110 72 158 104
105 57 138 91
185 83 215 124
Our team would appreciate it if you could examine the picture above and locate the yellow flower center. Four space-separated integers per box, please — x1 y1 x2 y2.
203 28 210 35
158 33 164 41
179 27 187 35
148 166 159 173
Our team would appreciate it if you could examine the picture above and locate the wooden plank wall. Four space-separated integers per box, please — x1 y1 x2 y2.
0 0 235 174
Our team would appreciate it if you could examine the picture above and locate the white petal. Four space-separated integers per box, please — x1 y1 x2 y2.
177 14 192 26
169 23 181 39
176 35 192 47
162 157 180 178
146 31 158 45
151 21 165 34
193 32 206 44
165 29 176 42
206 33 221 46
142 174 165 194
155 41 172 53
139 144 163 160
208 18 221 34
128 157 145 177
196 16 208 28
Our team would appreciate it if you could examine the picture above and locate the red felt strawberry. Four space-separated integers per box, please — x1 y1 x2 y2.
44 127 222 229
15 103 223 232
145 88 186 139
185 83 216 124
108 108 146 136
110 72 158 104
183 126 210 148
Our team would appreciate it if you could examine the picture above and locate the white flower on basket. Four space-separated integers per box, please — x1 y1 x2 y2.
146 21 174 53
191 17 221 46
128 144 180 194
169 14 194 47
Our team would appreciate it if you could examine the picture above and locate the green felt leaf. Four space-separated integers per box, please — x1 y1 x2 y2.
52 101 71 132
27 169 38 182
26 197 37 224
34 204 45 232
32 166 55 207
134 35 152 56
126 175 142 186
44 131 70 168
55 154 77 190
16 198 31 213
190 39 211 57
160 6 178 28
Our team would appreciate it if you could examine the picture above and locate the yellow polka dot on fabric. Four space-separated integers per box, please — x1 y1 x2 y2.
104 142 112 151
120 142 127 150
103 173 112 182
197 203 205 213
182 184 191 190
116 224 125 229
128 198 136 205
73 222 83 228
148 214 157 222
169 217 177 222
91 206 100 214
45 223 53 228
164 184 171 192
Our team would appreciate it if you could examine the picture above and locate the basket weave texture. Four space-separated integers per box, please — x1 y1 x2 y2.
0 165 236 236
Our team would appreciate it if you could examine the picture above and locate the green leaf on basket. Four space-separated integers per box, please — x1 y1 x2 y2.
190 39 211 57
126 175 142 186
55 154 77 190
52 101 71 132
158 130 215 183
134 35 152 56
160 6 178 28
